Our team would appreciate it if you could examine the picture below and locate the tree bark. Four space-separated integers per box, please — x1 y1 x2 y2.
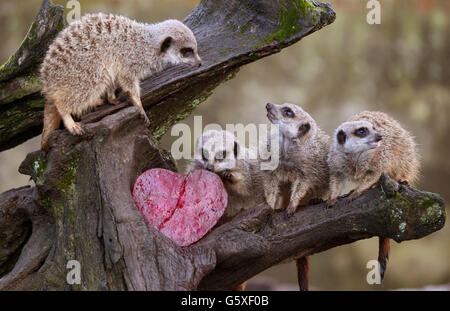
0 0 446 291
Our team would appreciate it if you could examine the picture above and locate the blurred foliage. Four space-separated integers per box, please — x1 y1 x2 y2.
0 0 448 290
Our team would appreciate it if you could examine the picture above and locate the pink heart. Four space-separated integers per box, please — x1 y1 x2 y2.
132 168 228 246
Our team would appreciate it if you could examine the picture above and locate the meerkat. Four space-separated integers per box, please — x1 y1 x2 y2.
188 129 264 292
188 130 264 222
263 102 330 291
327 111 419 280
263 103 330 215
40 13 202 151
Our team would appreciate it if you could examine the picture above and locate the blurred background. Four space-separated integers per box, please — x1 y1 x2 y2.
0 0 448 290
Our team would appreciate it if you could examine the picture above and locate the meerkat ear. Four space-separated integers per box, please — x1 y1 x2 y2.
233 141 239 158
160 36 173 53
337 130 346 145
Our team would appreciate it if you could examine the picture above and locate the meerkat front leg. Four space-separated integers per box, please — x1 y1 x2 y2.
286 180 309 216
327 177 343 208
118 76 150 126
264 175 279 210
61 114 84 135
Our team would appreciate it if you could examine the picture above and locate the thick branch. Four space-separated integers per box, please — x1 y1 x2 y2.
196 175 446 290
0 0 336 151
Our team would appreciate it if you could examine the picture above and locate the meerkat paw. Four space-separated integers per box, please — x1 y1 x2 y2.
265 197 277 210
67 122 84 136
326 198 337 209
286 202 298 217
140 110 150 127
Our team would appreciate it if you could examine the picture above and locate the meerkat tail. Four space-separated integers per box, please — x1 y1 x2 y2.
234 282 247 291
41 101 61 151
296 256 309 291
378 237 390 281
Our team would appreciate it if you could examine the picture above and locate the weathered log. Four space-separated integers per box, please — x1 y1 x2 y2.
0 107 446 290
0 0 336 151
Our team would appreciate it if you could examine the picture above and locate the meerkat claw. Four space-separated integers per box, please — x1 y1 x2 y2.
140 111 150 126
69 122 84 136
326 199 337 209
286 202 297 216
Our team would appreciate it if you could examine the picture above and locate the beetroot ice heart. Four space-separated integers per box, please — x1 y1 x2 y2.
132 168 227 246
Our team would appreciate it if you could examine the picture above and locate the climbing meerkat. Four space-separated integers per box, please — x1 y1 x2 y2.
188 130 264 222
263 103 330 215
40 13 202 151
263 102 330 291
327 111 420 280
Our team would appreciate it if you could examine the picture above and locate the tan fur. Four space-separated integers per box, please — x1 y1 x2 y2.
327 111 419 204
40 13 201 150
188 130 265 221
263 103 330 215
327 111 419 282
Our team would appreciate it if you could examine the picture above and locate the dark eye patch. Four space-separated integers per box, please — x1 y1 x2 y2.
181 47 194 57
201 148 209 161
160 36 172 53
282 108 294 118
233 141 239 158
354 127 368 137
298 123 311 137
337 130 346 145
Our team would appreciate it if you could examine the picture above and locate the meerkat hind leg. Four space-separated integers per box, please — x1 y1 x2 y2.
286 180 308 216
263 176 279 210
119 76 150 126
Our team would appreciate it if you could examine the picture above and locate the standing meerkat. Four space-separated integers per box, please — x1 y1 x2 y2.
40 13 202 151
263 103 330 215
327 111 419 280
188 130 264 222
263 102 330 291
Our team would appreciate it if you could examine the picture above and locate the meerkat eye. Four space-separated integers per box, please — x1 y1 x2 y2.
201 148 209 161
298 123 311 137
354 127 368 137
282 108 294 118
180 47 194 58
215 150 227 161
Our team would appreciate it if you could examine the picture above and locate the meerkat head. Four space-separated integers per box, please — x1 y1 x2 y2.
266 102 317 141
155 19 202 68
194 130 240 173
334 120 383 154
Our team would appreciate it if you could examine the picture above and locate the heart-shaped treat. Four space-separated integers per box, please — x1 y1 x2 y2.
132 168 228 246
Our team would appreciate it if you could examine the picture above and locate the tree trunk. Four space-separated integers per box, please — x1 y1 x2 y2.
0 0 446 291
